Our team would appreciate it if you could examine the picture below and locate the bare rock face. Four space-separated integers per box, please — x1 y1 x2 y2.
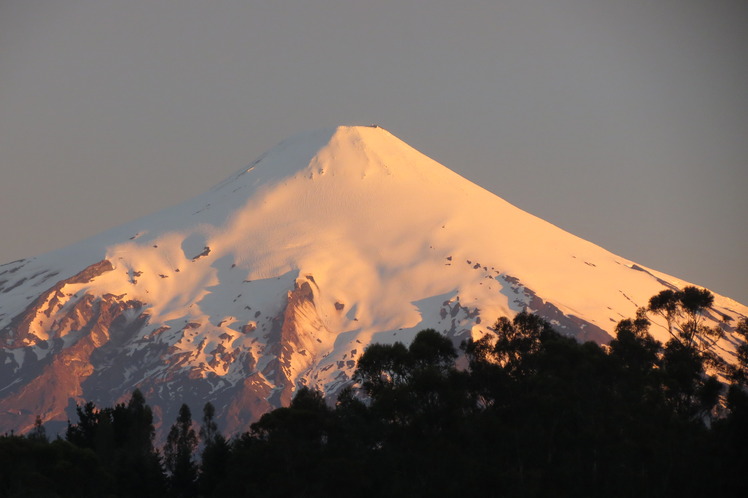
0 261 146 434
197 278 334 436
263 278 334 406
1 260 115 348
222 373 272 435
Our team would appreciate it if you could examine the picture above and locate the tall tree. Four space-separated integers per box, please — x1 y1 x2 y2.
648 289 681 337
114 390 165 496
609 308 661 377
679 286 716 348
730 318 748 384
198 402 230 496
164 404 198 497
648 286 717 350
65 391 166 494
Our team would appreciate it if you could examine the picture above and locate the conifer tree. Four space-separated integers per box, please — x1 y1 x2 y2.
165 404 198 497
198 402 230 496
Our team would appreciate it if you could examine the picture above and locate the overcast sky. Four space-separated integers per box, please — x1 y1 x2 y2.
1 0 746 304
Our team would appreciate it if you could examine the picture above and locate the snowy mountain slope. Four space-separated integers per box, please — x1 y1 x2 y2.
1 125 746 436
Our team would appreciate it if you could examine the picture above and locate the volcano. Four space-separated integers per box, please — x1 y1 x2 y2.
1 125 745 436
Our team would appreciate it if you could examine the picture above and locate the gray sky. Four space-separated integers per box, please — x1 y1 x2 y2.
1 0 746 304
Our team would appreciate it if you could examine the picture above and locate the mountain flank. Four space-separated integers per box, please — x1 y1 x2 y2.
1 125 745 436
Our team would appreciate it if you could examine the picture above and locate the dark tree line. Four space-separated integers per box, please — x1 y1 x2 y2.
1 286 747 497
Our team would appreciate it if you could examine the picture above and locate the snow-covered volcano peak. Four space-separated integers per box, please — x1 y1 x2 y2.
1 126 745 438
213 124 445 196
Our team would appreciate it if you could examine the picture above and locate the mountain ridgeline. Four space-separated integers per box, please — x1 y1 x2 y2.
0 125 746 439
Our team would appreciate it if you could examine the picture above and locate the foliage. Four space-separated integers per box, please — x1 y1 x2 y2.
64 389 165 496
198 402 230 496
648 286 720 351
164 404 199 497
0 435 114 497
2 288 746 497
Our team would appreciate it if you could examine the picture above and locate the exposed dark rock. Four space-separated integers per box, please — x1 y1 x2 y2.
0 291 145 434
192 246 211 261
0 260 115 348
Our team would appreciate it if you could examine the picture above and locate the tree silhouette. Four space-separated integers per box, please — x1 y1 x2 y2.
164 404 198 497
3 291 747 497
198 402 230 496
648 286 718 350
648 289 681 337
65 390 165 495
27 416 47 442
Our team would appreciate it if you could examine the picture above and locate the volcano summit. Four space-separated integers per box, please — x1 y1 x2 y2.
1 125 745 436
